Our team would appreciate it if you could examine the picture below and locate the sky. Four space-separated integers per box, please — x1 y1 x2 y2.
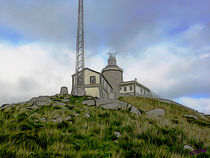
0 0 210 114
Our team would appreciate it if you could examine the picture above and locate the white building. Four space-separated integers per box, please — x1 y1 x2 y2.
71 54 152 99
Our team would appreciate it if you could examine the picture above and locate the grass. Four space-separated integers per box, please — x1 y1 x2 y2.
0 95 209 158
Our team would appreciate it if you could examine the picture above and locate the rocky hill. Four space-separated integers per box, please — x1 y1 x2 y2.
0 94 209 158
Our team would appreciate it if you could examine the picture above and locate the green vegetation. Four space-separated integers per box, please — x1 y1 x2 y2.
0 95 209 158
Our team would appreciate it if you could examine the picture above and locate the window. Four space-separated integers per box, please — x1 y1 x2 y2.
120 87 122 90
124 86 127 91
130 86 133 91
90 76 96 84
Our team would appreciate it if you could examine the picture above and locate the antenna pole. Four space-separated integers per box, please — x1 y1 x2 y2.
73 0 86 96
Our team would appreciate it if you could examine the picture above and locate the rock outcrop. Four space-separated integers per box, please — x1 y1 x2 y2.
29 96 52 106
82 100 96 106
183 144 194 151
114 132 121 138
146 108 165 118
94 99 141 116
183 115 198 120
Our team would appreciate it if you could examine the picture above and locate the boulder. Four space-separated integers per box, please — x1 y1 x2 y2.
83 113 91 118
114 132 121 138
60 86 69 95
95 99 113 107
51 115 63 123
184 115 198 120
53 115 60 118
146 108 165 117
198 113 207 120
82 100 96 106
62 99 70 103
184 145 194 151
74 113 80 117
34 119 39 123
65 115 72 121
27 104 38 110
50 119 57 122
52 102 66 107
56 117 62 123
30 96 52 106
2 104 10 108
0 104 10 110
40 117 47 122
130 106 141 116
96 99 128 110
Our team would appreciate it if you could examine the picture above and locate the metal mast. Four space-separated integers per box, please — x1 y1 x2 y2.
73 0 86 96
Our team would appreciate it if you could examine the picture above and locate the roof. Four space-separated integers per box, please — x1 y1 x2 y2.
120 80 151 92
72 68 101 76
102 65 123 73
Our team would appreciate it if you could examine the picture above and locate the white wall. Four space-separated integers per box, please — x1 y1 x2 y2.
120 84 134 94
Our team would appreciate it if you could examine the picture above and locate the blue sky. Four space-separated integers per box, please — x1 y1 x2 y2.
0 0 210 114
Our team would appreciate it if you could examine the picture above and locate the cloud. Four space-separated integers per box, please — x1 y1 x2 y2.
0 0 209 54
0 41 107 106
119 44 210 99
177 97 210 115
0 41 75 105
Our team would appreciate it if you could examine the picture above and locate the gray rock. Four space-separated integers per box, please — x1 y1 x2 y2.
40 117 47 122
74 113 80 117
114 132 121 138
65 115 72 121
184 145 194 151
96 99 128 110
0 104 10 110
83 113 91 118
130 106 141 116
30 96 52 106
34 119 39 123
146 108 165 117
18 102 28 106
29 104 39 110
56 117 62 123
62 99 70 103
53 115 60 118
82 100 96 106
64 96 71 99
51 115 63 123
2 104 10 108
52 102 66 106
95 99 114 107
198 113 207 120
50 118 57 122
127 104 132 109
60 86 69 95
184 115 198 120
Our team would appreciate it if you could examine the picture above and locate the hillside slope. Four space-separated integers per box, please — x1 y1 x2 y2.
0 95 209 158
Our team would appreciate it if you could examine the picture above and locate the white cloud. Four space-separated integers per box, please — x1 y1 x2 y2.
118 43 210 99
0 41 108 106
177 97 210 115
0 42 75 105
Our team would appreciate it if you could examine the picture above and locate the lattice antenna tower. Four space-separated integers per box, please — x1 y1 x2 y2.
73 0 86 96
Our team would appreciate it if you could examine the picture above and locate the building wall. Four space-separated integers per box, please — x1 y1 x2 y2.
102 70 123 97
120 84 134 94
84 69 100 85
135 85 150 95
85 87 100 98
101 76 111 93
